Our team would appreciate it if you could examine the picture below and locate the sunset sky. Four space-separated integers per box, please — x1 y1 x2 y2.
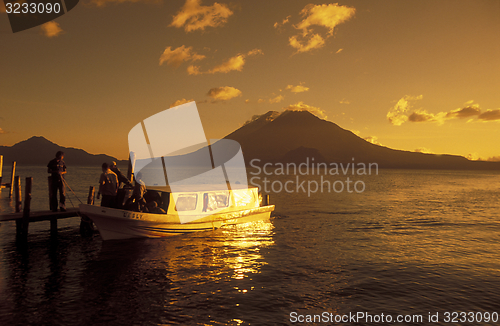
1 0 499 161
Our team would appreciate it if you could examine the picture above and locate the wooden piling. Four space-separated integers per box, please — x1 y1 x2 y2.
14 176 22 213
48 176 55 211
50 217 57 235
87 186 95 205
262 194 270 206
79 186 95 237
0 155 3 185
9 161 16 198
16 177 32 239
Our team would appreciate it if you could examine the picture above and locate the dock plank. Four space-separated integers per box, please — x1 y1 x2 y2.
0 207 80 222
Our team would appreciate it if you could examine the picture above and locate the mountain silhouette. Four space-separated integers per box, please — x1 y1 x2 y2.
225 110 500 170
0 136 123 166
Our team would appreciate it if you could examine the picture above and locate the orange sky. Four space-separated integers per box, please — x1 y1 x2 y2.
1 0 499 161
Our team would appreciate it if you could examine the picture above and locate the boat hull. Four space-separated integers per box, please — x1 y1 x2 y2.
79 204 274 240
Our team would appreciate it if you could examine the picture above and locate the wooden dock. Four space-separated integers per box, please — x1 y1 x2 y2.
0 208 80 223
0 172 95 240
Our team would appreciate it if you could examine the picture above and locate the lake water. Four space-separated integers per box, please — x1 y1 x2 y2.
1 166 500 325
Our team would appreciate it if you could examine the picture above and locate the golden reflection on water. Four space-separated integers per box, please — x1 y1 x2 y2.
219 221 275 281
154 220 275 286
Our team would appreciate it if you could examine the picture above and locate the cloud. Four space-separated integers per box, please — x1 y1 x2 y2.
0 128 6 134
339 98 350 104
40 21 63 38
187 65 201 75
466 153 480 161
159 45 205 67
335 48 343 54
486 156 500 162
386 95 423 126
188 49 262 75
478 109 500 121
414 147 434 154
243 111 281 126
408 109 447 124
285 84 309 93
389 97 500 125
363 136 382 146
283 101 327 119
269 95 284 104
289 33 325 53
287 3 355 53
170 0 233 32
274 15 291 29
207 86 242 101
445 106 481 119
170 98 194 108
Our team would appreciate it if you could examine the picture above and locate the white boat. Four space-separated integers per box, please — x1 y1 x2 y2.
79 184 274 240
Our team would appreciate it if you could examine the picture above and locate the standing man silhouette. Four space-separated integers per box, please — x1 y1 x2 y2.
47 151 67 212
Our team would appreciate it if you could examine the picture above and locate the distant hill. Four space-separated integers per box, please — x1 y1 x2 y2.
225 110 500 170
0 136 125 167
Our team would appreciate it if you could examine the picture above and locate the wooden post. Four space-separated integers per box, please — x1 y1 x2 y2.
14 176 22 213
16 177 31 239
9 161 16 198
127 151 136 184
50 217 57 235
262 194 269 206
87 186 95 205
48 176 55 211
0 155 3 185
80 186 95 237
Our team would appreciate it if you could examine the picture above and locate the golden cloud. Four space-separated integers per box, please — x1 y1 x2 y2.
159 45 205 67
363 136 382 146
243 111 281 126
389 98 500 125
445 106 481 119
170 98 194 108
296 3 356 34
289 33 325 53
274 15 291 29
478 109 500 121
269 95 284 104
285 84 309 93
170 0 233 32
408 109 447 125
283 101 327 119
188 49 262 75
414 147 434 154
207 86 242 101
40 21 63 38
386 95 423 126
287 3 355 53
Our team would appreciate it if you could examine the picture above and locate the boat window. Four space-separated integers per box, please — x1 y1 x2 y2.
232 190 253 207
175 194 198 211
203 191 229 212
